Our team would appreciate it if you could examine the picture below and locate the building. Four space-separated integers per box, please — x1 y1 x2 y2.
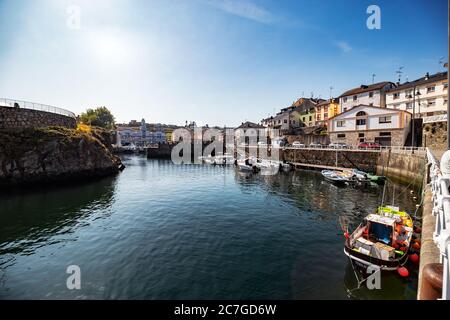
261 98 321 136
117 118 167 146
338 81 396 113
315 98 340 126
328 105 412 146
289 98 323 127
385 71 448 119
235 121 266 144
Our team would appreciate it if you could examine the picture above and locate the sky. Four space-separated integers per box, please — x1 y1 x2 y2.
0 0 447 127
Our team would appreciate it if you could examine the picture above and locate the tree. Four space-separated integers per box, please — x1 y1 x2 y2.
79 107 115 129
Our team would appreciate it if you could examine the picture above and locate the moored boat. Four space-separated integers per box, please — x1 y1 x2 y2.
344 206 413 271
321 170 355 185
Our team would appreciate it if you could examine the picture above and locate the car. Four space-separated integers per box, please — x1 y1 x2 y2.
309 142 322 148
292 141 305 148
329 143 348 149
257 141 268 147
358 142 382 149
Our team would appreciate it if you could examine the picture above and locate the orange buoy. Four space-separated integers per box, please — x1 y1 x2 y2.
400 246 407 252
414 227 422 233
409 253 420 264
412 242 421 250
397 267 409 277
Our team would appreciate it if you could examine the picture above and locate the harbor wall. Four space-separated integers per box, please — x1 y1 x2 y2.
282 148 380 173
376 150 426 189
0 106 76 129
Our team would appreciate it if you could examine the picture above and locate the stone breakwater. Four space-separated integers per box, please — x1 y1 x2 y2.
0 127 123 188
0 106 76 129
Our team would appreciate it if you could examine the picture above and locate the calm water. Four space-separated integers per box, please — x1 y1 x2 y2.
0 155 420 299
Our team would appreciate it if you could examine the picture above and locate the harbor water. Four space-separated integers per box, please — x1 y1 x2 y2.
0 155 419 299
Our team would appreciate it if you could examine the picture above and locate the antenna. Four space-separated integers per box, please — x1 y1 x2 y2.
329 86 333 99
372 73 376 84
396 66 404 83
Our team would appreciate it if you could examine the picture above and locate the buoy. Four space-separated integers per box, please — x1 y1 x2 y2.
400 246 407 252
344 232 349 239
414 227 422 234
409 253 420 264
412 242 421 250
393 243 400 249
397 267 409 277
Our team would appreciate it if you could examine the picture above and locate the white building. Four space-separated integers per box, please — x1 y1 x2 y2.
386 72 448 118
117 118 166 146
328 105 412 146
338 81 396 113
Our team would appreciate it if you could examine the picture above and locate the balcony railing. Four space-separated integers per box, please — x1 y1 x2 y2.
0 98 76 118
427 148 450 300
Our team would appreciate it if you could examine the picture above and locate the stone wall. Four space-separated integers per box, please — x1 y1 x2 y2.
376 150 426 189
0 106 76 129
283 148 380 173
423 121 447 151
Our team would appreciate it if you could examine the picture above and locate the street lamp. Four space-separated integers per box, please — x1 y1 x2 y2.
416 91 421 116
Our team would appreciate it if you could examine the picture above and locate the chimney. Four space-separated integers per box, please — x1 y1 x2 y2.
425 72 430 80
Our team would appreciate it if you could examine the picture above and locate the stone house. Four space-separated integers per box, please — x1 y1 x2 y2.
328 104 412 146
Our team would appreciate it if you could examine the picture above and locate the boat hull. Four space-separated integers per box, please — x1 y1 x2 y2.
344 243 408 271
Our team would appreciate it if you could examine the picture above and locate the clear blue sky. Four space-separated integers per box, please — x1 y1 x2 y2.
0 0 447 126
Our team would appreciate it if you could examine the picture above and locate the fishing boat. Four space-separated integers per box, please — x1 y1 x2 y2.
236 157 257 172
343 206 413 271
321 170 355 185
255 160 279 175
352 169 386 185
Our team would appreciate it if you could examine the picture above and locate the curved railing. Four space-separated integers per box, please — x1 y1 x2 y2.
0 98 76 118
427 148 450 300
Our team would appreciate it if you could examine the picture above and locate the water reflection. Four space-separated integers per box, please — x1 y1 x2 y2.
0 176 117 256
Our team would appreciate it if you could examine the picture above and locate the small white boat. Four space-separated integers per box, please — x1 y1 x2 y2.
256 160 279 175
236 157 258 172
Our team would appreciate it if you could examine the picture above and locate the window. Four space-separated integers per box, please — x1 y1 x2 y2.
369 92 374 98
324 107 328 112
343 108 347 112
405 90 412 98
353 95 357 101
324 113 328 119
284 119 288 123
356 119 366 125
278 120 281 124
337 134 346 138
358 133 365 138
427 86 436 93
317 115 321 121
427 99 436 107
406 102 413 109
444 82 449 89
393 93 400 99
309 116 312 122
337 120 345 127
379 132 391 137
343 97 348 103
379 116 392 124
356 111 367 117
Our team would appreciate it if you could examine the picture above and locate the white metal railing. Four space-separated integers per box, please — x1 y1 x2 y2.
0 98 76 118
284 144 426 155
427 148 450 300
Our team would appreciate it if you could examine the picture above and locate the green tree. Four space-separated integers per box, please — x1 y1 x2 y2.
79 107 115 129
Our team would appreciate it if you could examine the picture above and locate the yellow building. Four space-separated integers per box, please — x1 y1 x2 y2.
315 98 340 127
